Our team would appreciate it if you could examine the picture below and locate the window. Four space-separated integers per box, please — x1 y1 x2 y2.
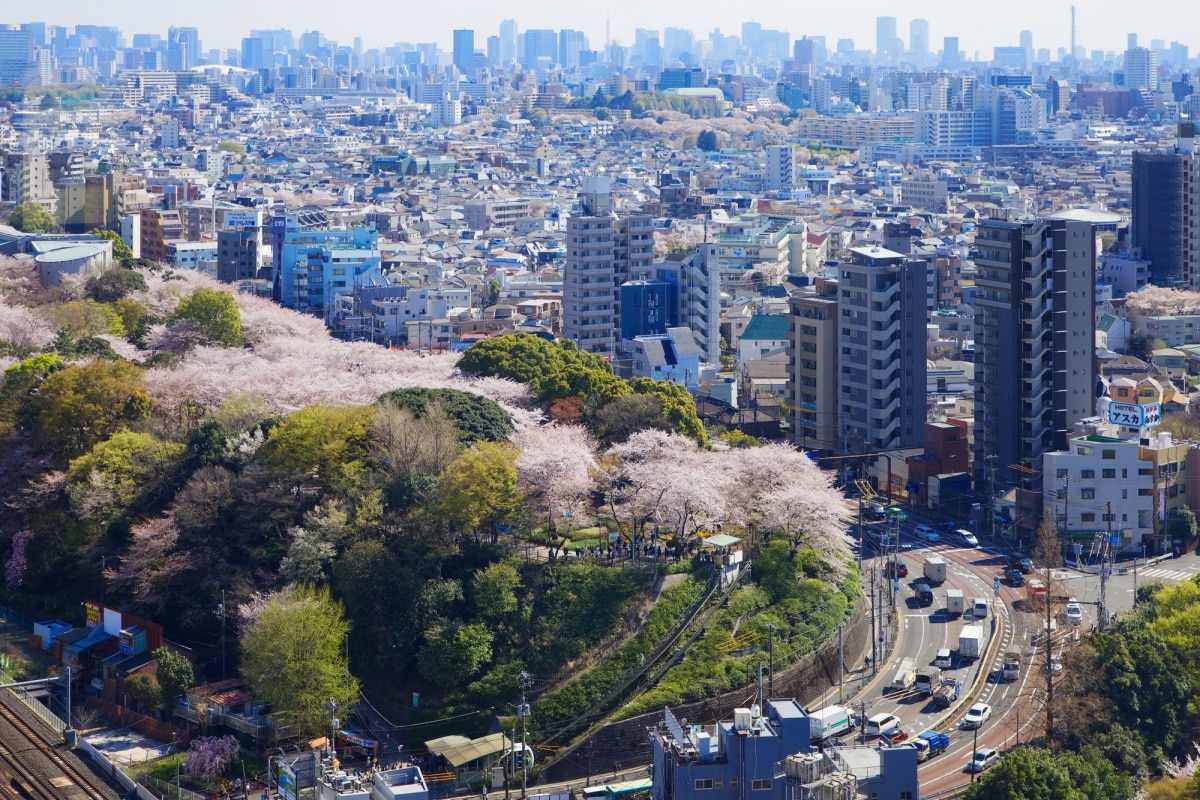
729 779 738 789
1081 512 1096 522
1103 469 1116 479
900 793 915 800
1103 449 1116 459
694 780 713 791
1080 488 1095 500
1056 468 1068 479
1081 469 1095 479
714 780 723 789
752 780 773 791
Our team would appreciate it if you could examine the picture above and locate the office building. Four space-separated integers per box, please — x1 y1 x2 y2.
498 19 517 66
241 37 266 70
875 16 899 61
836 245 928 453
1131 130 1200 287
217 225 263 283
562 176 654 356
620 279 675 341
0 28 34 86
274 219 383 325
1125 46 1158 90
139 208 184 263
452 29 474 74
942 36 960 69
973 217 1096 536
909 19 929 61
2 151 55 213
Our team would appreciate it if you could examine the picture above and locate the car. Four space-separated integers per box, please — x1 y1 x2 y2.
1004 566 1026 586
888 507 908 521
886 561 909 578
1009 555 1034 573
1065 598 1083 625
1046 654 1063 674
870 503 887 518
967 747 1001 773
881 726 909 744
962 702 992 729
934 648 954 669
914 525 940 543
957 530 979 547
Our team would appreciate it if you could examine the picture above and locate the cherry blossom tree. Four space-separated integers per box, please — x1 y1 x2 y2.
513 424 598 554
184 734 240 779
5 529 32 589
1126 286 1200 318
0 303 55 357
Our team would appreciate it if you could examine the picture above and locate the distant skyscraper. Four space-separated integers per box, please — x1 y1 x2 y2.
876 16 900 61
452 29 474 73
909 19 929 60
942 36 960 68
240 37 265 70
0 28 34 86
522 29 557 67
1125 46 1158 90
793 36 815 66
168 26 199 69
559 29 587 69
1019 29 1033 63
498 19 518 66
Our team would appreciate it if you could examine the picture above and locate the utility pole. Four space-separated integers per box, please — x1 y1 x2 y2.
857 496 864 568
1099 502 1111 633
217 590 226 679
869 567 878 675
837 624 844 702
764 624 777 698
517 672 532 799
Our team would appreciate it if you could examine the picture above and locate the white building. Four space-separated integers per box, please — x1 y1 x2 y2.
1043 434 1153 553
764 144 795 194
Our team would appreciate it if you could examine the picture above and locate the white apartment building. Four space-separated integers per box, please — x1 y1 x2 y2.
1043 434 1153 552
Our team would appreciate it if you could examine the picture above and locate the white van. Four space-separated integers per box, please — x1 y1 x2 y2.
866 712 901 737
973 597 989 618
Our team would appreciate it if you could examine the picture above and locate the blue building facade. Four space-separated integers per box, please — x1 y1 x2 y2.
620 279 677 341
272 217 384 324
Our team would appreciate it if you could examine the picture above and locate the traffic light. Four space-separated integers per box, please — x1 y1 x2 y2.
513 752 524 769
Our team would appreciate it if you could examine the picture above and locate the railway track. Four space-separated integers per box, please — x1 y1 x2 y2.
0 693 111 800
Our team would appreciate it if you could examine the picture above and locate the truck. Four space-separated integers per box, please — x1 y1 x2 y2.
913 731 951 762
891 657 917 691
807 704 855 742
1001 652 1021 682
915 668 941 694
945 588 965 617
1026 578 1048 604
924 557 948 585
931 678 961 708
959 625 983 661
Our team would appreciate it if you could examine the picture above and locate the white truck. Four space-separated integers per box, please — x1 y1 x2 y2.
959 625 983 661
945 588 965 617
891 657 917 691
1001 652 1021 682
924 557 947 584
807 704 855 742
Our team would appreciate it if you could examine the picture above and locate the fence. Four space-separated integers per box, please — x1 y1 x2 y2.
136 771 207 800
0 668 66 733
86 696 190 745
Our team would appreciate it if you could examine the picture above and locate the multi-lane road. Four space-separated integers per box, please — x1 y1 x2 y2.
848 514 1107 796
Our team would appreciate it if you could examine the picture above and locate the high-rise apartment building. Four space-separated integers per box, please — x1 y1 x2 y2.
1131 130 1200 287
1125 46 1158 90
452 29 475 73
789 277 840 453
973 217 1096 533
836 245 928 452
2 151 55 212
764 145 795 193
562 177 654 356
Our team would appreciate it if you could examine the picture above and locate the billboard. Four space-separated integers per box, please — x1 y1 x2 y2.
277 762 297 800
84 601 100 627
1108 401 1162 428
222 211 261 229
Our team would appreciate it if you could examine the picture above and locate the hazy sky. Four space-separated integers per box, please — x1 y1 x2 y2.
20 0 1192 57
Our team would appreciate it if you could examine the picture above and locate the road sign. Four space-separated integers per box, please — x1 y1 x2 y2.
993 575 1000 597
893 578 900 594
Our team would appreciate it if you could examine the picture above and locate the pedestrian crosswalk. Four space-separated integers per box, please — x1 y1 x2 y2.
1139 567 1198 582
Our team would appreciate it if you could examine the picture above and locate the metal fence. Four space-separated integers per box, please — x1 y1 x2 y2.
137 772 207 800
0 668 66 733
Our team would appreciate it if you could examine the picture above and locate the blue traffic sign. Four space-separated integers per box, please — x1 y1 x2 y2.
893 578 900 593
993 576 1000 591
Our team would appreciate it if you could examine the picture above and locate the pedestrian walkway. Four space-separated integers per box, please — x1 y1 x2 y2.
1139 566 1200 582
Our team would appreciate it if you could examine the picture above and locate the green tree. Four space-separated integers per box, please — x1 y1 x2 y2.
153 648 195 705
473 561 521 621
123 673 161 711
33 360 153 457
697 130 719 151
589 392 669 444
39 93 59 110
239 585 359 738
66 430 185 517
265 403 374 482
172 288 243 347
594 106 612 121
485 277 501 308
458 333 626 405
7 202 54 233
85 267 145 302
1060 746 1136 800
629 377 708 446
964 747 1082 800
216 140 247 155
377 387 511 445
279 528 337 584
435 442 521 539
44 299 126 337
417 622 493 689
525 108 548 127
87 229 134 262
680 134 698 150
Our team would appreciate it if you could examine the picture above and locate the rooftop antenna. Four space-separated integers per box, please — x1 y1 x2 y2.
1070 6 1076 64
605 5 611 51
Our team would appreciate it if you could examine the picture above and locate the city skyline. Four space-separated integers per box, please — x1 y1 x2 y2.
15 0 1198 60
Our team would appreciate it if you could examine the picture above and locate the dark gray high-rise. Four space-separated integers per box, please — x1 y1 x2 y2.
1131 136 1199 287
974 217 1096 534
